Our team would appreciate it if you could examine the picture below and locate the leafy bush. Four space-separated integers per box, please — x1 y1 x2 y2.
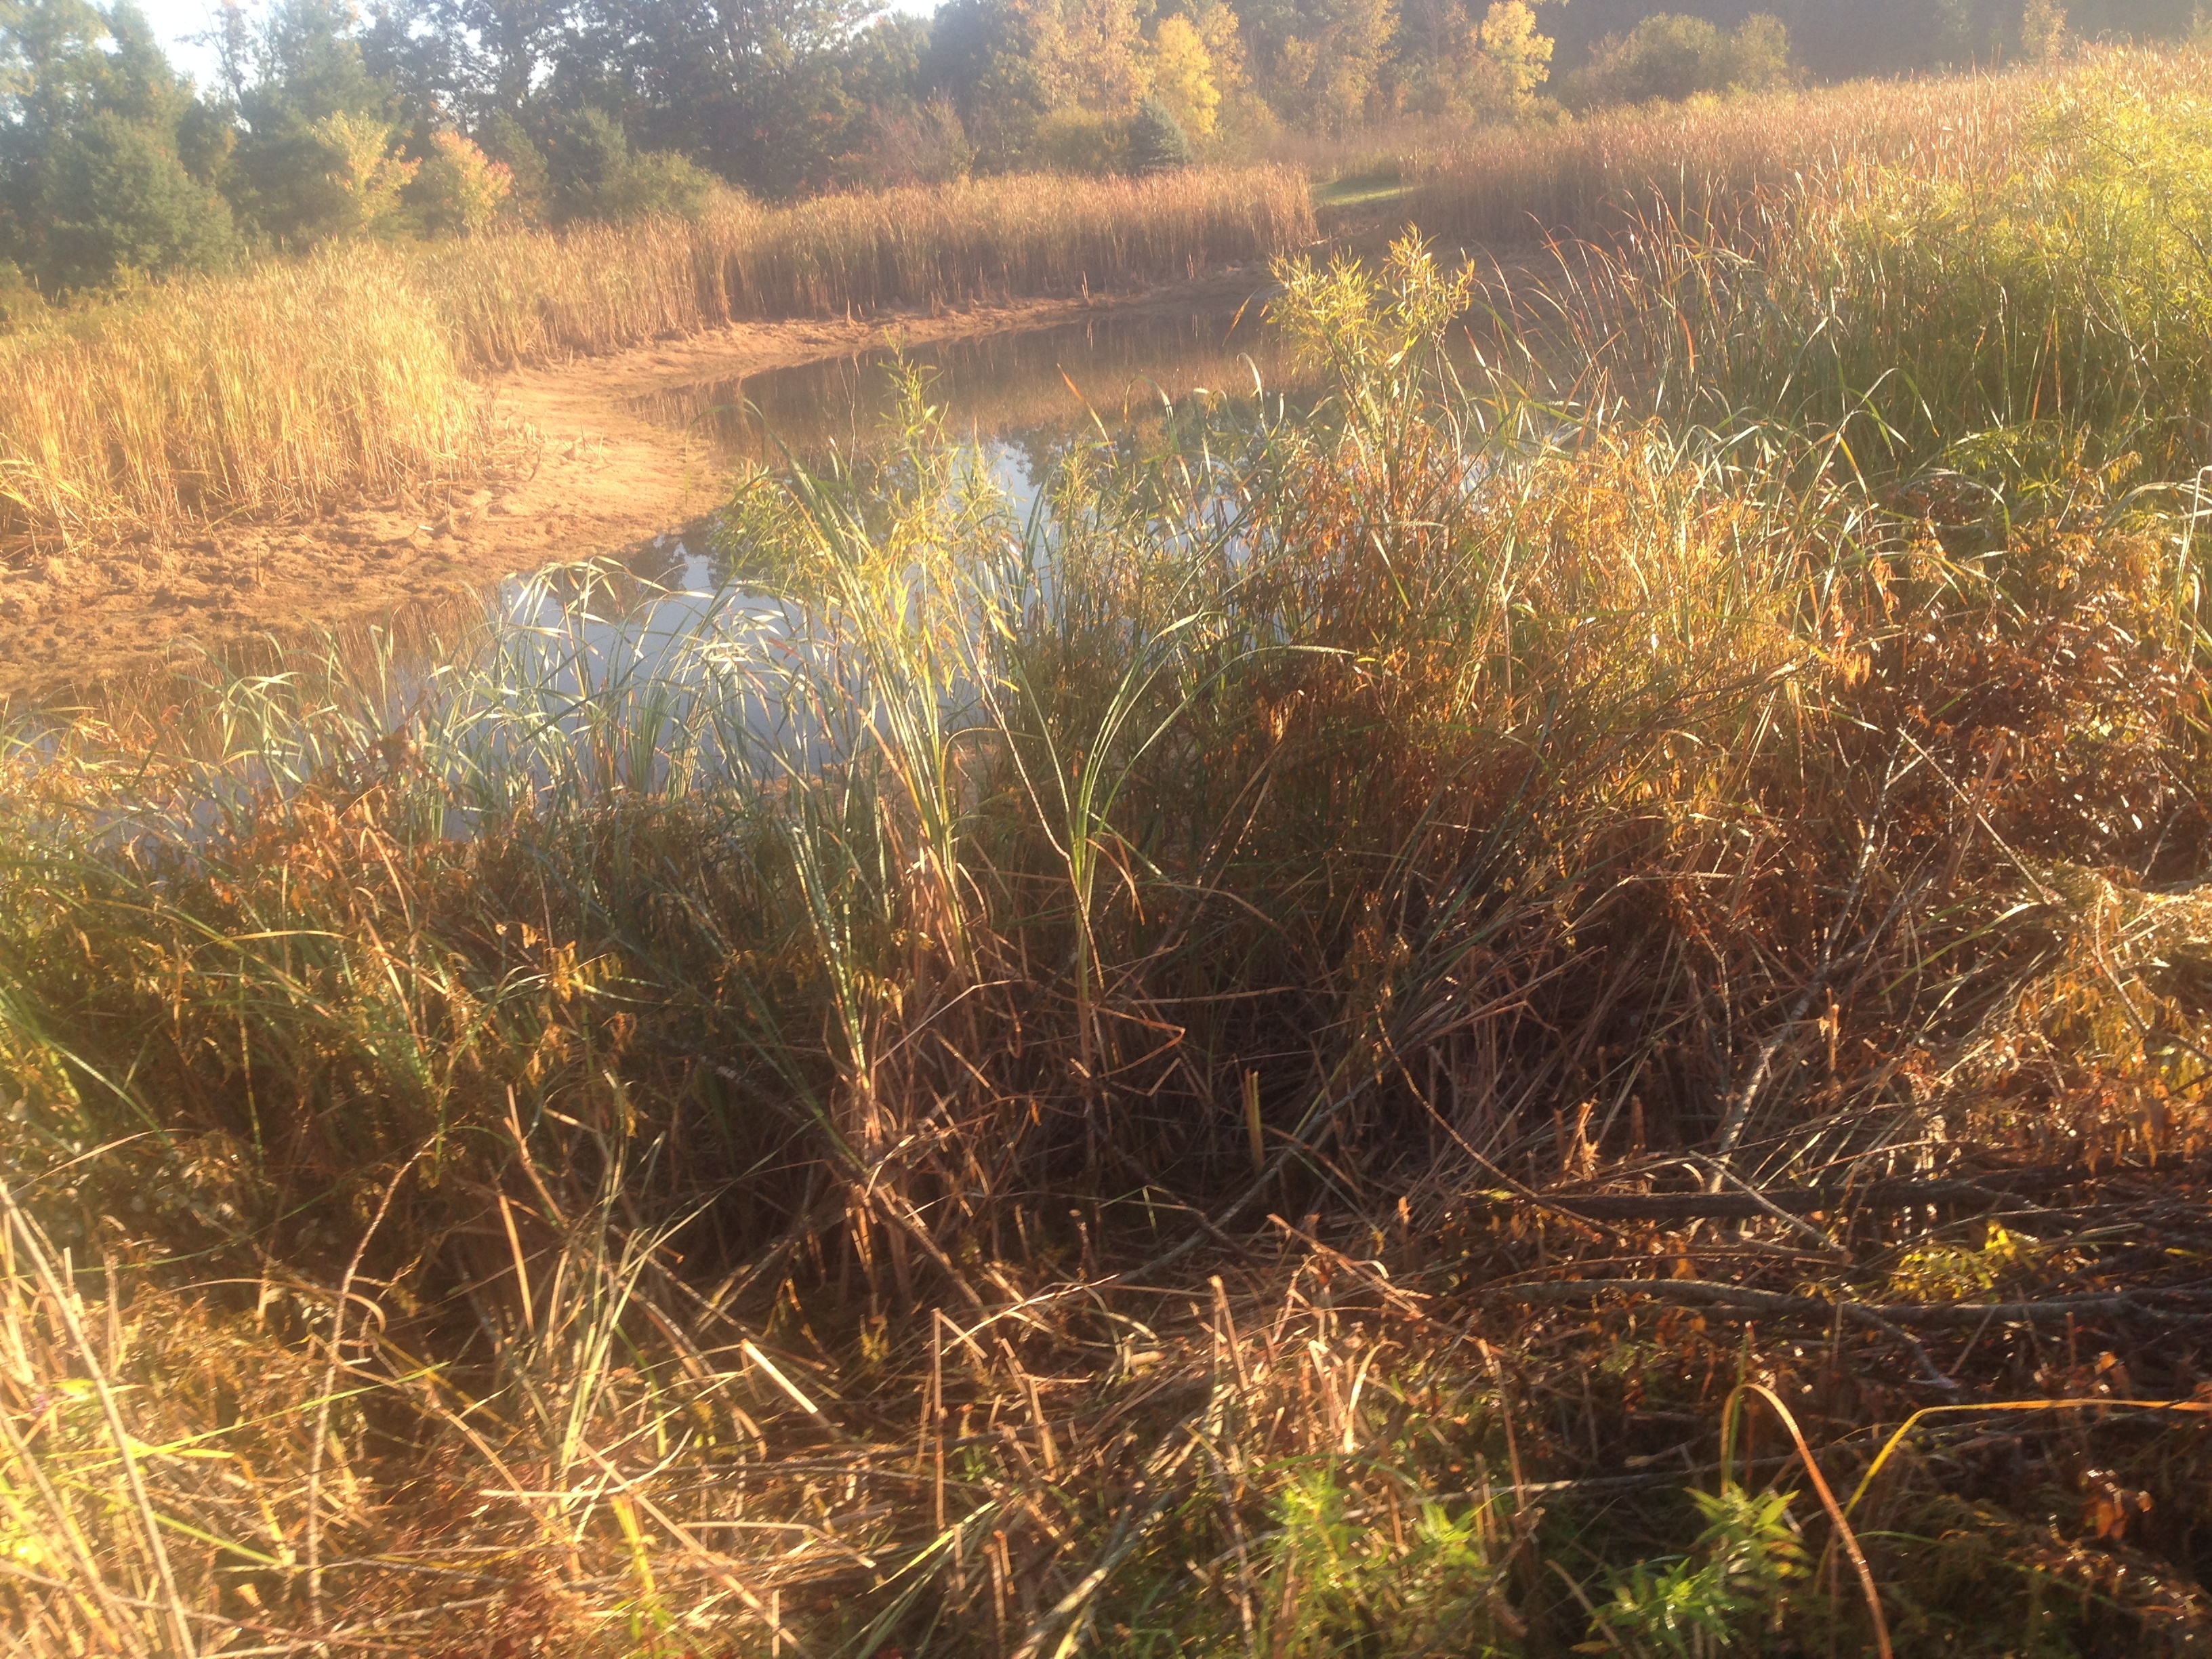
404 129 514 238
1592 1486 1807 1655
1261 1467 1513 1655
857 95 975 187
0 258 46 329
308 111 418 241
476 108 551 223
1820 64 2212 457
1562 12 1794 108
33 108 240 291
1034 105 1134 175
546 106 718 223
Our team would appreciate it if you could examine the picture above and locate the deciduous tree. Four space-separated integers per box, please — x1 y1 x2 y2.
0 0 239 288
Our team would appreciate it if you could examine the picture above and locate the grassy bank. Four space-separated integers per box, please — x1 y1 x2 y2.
8 62 2212 1658
0 166 1313 550
430 168 1315 367
1404 48 2212 249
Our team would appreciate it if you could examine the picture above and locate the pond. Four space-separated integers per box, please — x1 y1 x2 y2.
630 298 1287 474
20 293 1311 801
489 294 1298 678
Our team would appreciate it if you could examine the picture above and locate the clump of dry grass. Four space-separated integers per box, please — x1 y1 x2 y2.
0 248 489 550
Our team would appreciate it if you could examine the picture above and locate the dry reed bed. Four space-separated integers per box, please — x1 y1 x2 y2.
0 253 487 546
1408 48 2212 247
0 166 1313 550
432 166 1315 367
1408 77 2012 245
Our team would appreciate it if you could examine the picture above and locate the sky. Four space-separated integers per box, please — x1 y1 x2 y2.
127 0 942 99
130 0 226 87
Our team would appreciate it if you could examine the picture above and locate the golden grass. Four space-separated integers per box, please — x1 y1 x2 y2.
1404 49 2212 251
0 249 487 548
0 166 1315 550
430 166 1317 366
1406 68 2030 245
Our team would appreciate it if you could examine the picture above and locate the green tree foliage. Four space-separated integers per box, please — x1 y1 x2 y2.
39 106 241 283
1129 94 1193 170
475 104 546 218
0 0 239 291
403 127 510 234
545 104 715 220
1561 10 1793 108
427 0 562 117
555 0 876 197
1243 0 1400 132
926 0 1057 169
844 18 972 185
1398 0 1555 119
228 0 398 243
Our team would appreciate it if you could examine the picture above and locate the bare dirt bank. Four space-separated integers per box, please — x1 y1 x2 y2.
0 277 1265 708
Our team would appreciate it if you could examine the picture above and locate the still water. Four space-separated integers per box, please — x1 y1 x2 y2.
26 297 1303 790
494 295 1294 667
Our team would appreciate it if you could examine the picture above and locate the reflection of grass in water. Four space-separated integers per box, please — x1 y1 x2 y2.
12 108 2212 1652
632 304 1301 471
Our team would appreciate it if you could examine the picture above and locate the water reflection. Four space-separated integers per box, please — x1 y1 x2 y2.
627 300 1288 484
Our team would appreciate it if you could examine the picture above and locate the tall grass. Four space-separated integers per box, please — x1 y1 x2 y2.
1495 51 2212 474
7 186 2212 1652
430 166 1317 366
0 249 488 547
1405 51 2212 248
0 166 1314 550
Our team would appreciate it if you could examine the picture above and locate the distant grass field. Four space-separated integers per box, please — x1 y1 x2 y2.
1396 56 2212 247
8 52 2212 1656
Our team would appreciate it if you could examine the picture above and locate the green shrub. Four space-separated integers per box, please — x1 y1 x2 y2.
1130 95 1196 174
1811 62 2212 456
0 258 47 329
35 108 240 291
1562 12 1794 108
1034 105 1133 175
547 106 718 223
476 108 552 224
1591 1486 1807 1656
1545 58 2212 471
404 129 514 238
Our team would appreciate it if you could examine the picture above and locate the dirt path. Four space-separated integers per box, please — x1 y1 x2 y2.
0 279 1261 709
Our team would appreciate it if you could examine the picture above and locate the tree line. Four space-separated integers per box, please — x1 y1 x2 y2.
2 0 2197 302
